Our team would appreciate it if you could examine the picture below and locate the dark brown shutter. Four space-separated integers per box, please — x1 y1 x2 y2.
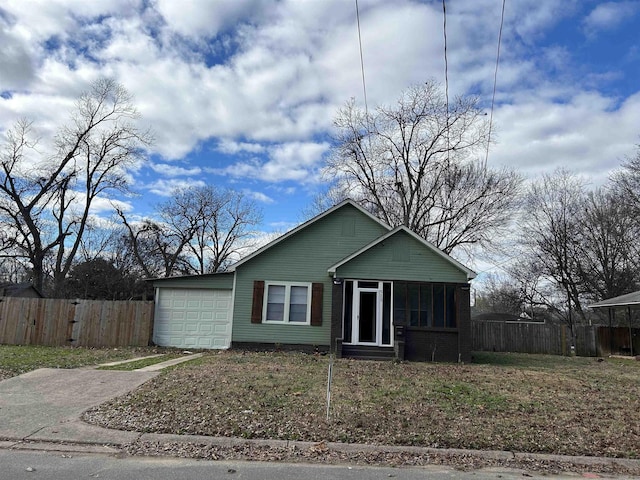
251 280 265 324
310 282 323 326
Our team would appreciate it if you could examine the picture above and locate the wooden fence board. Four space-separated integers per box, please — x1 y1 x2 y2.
472 321 567 355
597 327 640 356
0 297 154 348
472 320 637 357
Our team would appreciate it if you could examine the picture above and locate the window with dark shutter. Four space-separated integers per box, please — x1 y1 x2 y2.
310 282 323 326
251 280 265 323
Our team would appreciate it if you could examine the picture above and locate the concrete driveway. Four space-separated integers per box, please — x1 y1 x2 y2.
0 368 158 445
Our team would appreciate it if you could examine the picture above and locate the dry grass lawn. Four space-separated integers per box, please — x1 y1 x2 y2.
84 351 640 458
0 345 163 381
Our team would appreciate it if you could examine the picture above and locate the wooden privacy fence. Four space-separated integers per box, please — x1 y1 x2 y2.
472 321 599 356
472 320 639 357
0 297 154 348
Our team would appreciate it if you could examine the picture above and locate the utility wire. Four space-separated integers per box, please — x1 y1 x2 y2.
355 0 369 122
485 0 506 167
442 0 450 165
442 0 449 119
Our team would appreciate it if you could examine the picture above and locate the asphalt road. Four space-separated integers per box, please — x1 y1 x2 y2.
1 449 624 480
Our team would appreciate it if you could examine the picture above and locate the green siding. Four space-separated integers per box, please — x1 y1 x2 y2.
152 272 234 290
335 230 469 283
232 204 389 345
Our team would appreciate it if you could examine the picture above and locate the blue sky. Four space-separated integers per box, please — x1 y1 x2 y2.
1 0 639 269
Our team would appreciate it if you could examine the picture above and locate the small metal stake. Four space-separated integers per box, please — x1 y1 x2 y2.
326 354 334 421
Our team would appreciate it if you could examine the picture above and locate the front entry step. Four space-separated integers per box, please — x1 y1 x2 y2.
342 345 395 360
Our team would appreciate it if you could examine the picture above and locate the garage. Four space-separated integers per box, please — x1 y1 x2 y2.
153 288 232 349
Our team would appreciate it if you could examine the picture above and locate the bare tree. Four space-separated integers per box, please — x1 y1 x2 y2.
325 81 521 254
76 218 118 264
176 187 262 273
518 169 587 336
0 79 152 295
474 273 525 316
116 212 195 279
301 187 348 220
576 188 640 300
118 186 262 277
611 146 640 215
512 166 640 336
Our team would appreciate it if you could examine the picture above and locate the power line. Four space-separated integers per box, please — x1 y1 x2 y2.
485 0 507 167
442 0 450 165
442 0 449 118
355 0 369 120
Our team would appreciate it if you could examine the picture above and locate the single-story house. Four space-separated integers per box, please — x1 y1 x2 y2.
151 200 476 362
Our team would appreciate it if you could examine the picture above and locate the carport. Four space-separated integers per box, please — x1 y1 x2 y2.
590 290 640 356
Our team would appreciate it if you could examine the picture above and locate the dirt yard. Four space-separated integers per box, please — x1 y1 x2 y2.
84 350 640 459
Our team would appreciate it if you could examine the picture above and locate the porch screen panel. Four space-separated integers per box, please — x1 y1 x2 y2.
343 281 353 343
393 282 406 325
382 282 391 345
445 285 457 327
408 283 420 327
433 284 445 327
420 285 433 327
395 281 458 329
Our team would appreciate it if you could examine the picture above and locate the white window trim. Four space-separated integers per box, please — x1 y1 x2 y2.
263 281 312 325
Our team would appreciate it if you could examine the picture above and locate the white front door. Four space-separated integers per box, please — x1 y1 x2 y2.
349 280 393 346
353 284 381 344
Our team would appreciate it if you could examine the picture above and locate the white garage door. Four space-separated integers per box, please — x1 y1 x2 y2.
154 288 232 349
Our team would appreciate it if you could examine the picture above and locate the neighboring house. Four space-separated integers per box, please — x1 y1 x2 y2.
152 200 475 362
0 282 43 298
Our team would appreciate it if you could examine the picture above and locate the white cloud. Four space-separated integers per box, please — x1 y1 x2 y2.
244 190 274 204
149 162 202 177
1 0 640 215
87 196 125 215
144 178 206 196
488 91 640 178
154 0 265 39
583 1 639 34
107 197 135 214
2 0 563 163
210 141 329 183
270 142 329 167
217 139 266 154
267 220 298 232
0 20 36 90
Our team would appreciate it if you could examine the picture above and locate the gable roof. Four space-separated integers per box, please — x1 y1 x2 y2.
589 290 640 309
327 225 476 280
226 199 391 272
